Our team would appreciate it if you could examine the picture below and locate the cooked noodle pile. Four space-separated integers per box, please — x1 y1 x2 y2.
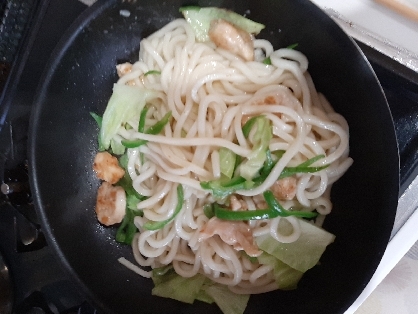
112 18 352 294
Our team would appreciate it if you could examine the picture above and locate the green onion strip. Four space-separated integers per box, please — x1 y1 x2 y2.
122 111 172 148
143 184 184 230
213 191 317 221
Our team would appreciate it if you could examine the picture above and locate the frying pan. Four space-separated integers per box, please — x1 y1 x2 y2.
28 0 399 313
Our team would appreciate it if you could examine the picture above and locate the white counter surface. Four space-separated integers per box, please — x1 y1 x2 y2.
310 0 418 55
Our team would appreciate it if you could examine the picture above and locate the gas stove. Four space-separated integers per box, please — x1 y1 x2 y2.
0 0 418 313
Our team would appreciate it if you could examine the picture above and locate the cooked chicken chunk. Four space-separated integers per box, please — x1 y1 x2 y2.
208 19 254 61
93 151 125 184
116 62 132 77
95 181 126 226
271 177 297 200
229 195 248 211
199 217 261 257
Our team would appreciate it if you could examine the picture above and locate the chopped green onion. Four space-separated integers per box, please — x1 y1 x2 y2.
222 175 246 188
146 111 172 135
116 207 143 245
203 203 215 219
122 111 172 148
138 107 148 132
126 194 141 210
264 191 318 218
137 108 148 164
256 153 328 183
143 184 184 230
279 164 329 179
213 190 317 221
118 153 129 169
242 116 262 138
144 70 161 76
202 154 328 198
118 175 143 200
214 203 274 220
260 149 275 177
279 155 328 179
117 155 146 202
90 112 104 151
252 150 275 185
200 176 253 199
90 112 102 127
286 43 298 49
262 57 272 65
121 139 147 148
297 154 325 167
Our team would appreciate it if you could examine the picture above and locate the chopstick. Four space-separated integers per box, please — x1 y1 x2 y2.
374 0 418 21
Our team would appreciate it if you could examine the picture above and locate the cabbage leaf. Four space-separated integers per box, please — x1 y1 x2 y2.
180 6 265 42
255 218 335 272
239 116 272 181
257 252 303 290
100 84 158 150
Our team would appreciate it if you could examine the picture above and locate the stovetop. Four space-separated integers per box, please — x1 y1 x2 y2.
0 0 418 313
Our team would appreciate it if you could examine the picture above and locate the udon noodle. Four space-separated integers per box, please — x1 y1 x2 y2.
99 17 353 295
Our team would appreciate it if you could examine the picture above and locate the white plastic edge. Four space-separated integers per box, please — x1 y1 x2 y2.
324 8 418 73
345 175 418 313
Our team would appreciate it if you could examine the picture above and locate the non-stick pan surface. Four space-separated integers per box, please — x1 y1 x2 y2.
28 0 399 313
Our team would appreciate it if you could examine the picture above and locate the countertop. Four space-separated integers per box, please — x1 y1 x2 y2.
356 245 418 314
311 0 418 55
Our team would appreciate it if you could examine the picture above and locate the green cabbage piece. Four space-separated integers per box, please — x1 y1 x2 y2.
257 252 303 290
203 283 249 314
255 218 335 273
239 116 272 181
110 138 125 155
195 285 215 304
100 84 158 150
219 147 236 179
152 268 249 314
152 268 206 304
180 6 265 42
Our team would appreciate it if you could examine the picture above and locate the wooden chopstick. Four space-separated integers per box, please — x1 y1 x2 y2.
374 0 418 21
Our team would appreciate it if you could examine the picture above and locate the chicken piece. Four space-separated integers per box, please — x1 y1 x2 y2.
229 195 248 211
254 94 284 107
93 151 125 184
116 62 132 77
271 177 297 200
241 94 285 126
252 194 268 209
95 181 126 226
199 217 261 257
208 19 254 61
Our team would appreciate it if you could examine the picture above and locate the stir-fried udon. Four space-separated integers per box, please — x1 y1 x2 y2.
92 7 353 313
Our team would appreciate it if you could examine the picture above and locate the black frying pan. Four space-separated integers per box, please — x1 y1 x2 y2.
28 0 399 313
